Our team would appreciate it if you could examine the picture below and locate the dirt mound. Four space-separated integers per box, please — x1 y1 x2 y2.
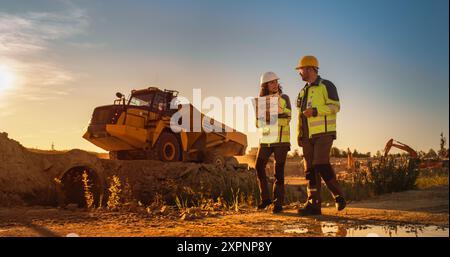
0 131 258 207
0 132 57 205
103 160 258 205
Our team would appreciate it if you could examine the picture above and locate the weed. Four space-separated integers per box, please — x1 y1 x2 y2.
107 175 122 210
82 171 94 209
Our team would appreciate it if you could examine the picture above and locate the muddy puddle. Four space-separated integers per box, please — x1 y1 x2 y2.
284 222 449 237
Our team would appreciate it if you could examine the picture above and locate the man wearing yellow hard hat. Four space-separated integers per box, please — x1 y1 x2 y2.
295 55 346 216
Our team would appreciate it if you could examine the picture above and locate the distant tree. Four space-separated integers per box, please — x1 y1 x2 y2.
350 149 371 158
376 150 382 158
439 132 447 159
426 149 438 159
331 147 342 157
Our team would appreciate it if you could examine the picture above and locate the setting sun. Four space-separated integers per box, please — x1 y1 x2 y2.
0 64 15 92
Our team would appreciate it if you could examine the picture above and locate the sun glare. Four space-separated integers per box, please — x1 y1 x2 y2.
0 64 15 93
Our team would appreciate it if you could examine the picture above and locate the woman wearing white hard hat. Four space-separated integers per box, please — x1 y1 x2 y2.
255 71 291 214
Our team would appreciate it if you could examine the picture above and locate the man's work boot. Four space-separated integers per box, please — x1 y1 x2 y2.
272 205 283 214
335 195 346 211
298 188 321 216
325 178 346 211
297 201 321 216
257 199 272 210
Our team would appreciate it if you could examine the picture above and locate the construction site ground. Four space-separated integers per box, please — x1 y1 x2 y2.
1 184 447 237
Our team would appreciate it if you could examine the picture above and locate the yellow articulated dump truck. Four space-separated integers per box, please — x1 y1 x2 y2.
83 87 247 167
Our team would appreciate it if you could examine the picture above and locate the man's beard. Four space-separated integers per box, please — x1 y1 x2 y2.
300 74 308 81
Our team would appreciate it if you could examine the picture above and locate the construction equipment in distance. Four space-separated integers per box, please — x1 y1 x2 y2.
83 87 247 167
383 138 447 169
384 138 418 158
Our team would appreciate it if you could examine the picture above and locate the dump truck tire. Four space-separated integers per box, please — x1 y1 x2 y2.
155 132 181 162
205 149 225 168
225 156 239 170
225 156 239 167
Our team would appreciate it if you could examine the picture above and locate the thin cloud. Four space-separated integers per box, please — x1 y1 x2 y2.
0 2 90 107
0 7 88 55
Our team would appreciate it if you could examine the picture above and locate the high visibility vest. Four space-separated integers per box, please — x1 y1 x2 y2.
256 94 291 146
297 77 340 139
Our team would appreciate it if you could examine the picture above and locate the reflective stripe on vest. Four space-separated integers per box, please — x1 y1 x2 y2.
309 119 336 127
297 79 339 138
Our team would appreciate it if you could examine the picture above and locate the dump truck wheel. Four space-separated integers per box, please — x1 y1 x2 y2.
225 156 239 170
225 156 239 166
156 132 181 162
205 150 225 168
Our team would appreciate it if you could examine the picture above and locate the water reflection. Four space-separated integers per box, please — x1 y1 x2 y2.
284 222 449 237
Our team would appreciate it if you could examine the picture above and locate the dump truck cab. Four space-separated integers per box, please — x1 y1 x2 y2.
83 87 247 167
123 87 178 117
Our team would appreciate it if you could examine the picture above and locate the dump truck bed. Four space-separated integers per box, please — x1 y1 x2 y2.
83 101 247 162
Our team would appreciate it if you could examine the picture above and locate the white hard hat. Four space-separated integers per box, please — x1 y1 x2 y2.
260 71 279 85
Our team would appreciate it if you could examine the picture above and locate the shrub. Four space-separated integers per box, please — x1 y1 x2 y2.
368 157 419 194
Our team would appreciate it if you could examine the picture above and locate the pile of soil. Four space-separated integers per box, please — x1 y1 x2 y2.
0 131 258 207
0 132 56 206
104 160 259 205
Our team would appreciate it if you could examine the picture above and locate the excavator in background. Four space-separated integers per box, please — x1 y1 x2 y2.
344 139 447 172
384 139 418 158
383 138 447 169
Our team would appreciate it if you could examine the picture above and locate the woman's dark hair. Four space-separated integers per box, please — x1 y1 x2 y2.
259 82 283 97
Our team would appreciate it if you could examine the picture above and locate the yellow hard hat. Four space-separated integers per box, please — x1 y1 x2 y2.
296 55 319 70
